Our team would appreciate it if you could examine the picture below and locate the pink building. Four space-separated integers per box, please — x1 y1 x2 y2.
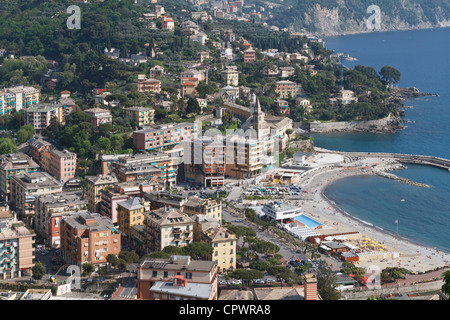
162 17 175 31
49 149 77 182
84 108 113 127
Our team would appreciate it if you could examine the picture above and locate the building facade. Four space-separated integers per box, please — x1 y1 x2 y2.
143 207 194 252
60 212 120 267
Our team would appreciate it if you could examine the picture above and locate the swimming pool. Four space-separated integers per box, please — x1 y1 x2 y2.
295 215 322 229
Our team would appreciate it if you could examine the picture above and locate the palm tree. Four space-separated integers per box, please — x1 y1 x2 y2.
442 270 450 298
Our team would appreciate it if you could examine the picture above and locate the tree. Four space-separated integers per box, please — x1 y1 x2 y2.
119 250 140 263
185 96 201 114
379 66 401 87
229 269 264 288
0 138 18 155
106 254 119 279
442 270 450 298
82 263 95 277
267 266 298 287
183 242 214 260
32 261 46 280
96 137 111 152
316 261 341 300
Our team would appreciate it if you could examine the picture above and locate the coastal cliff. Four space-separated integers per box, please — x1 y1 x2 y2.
295 113 403 133
263 0 450 37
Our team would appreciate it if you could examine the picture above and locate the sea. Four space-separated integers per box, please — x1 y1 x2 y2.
316 27 450 253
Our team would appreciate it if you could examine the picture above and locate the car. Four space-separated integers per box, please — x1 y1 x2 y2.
230 279 242 284
254 279 265 284
265 278 275 284
40 252 47 256
219 280 227 285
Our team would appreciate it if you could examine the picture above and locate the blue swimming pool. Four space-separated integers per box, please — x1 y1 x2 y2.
295 215 322 229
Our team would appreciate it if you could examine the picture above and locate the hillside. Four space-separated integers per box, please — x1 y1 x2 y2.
249 0 450 36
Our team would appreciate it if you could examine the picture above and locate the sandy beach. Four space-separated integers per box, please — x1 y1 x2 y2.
289 163 450 274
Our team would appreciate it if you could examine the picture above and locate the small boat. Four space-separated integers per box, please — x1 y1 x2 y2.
401 199 405 202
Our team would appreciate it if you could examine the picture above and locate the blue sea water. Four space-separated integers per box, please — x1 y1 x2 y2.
316 28 450 253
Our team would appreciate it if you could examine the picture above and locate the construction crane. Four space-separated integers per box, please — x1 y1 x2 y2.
337 53 344 90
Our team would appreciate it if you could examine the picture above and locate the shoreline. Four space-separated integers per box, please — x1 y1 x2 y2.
291 165 450 273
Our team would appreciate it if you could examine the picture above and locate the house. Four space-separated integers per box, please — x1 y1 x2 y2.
273 100 290 115
221 86 240 103
181 82 197 97
275 80 301 99
84 108 112 127
243 47 256 63
221 66 239 86
162 16 175 31
137 75 161 93
279 66 296 78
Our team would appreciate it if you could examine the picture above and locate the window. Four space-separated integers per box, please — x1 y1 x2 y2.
152 271 157 277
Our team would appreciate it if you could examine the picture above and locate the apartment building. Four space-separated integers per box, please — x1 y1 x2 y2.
221 66 239 86
193 214 220 242
224 135 263 180
84 108 112 128
143 207 194 252
124 107 155 127
137 75 161 93
109 152 178 189
137 255 218 300
60 212 120 267
0 86 40 115
34 192 88 248
200 226 236 272
0 153 40 200
0 206 35 279
24 103 65 131
98 181 155 224
49 149 77 182
85 175 118 213
184 136 225 188
275 80 301 99
182 196 223 222
133 122 199 152
117 197 150 239
28 138 54 164
9 172 63 221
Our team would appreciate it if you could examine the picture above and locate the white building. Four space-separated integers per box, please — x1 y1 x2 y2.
261 201 302 222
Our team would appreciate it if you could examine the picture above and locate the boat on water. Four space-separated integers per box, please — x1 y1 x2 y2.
401 199 405 202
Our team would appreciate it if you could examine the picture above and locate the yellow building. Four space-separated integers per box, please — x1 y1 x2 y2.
125 107 155 128
200 227 236 272
182 196 223 222
117 197 149 238
85 175 118 213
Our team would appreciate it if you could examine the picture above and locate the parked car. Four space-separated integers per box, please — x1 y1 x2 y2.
265 278 275 284
254 279 265 284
